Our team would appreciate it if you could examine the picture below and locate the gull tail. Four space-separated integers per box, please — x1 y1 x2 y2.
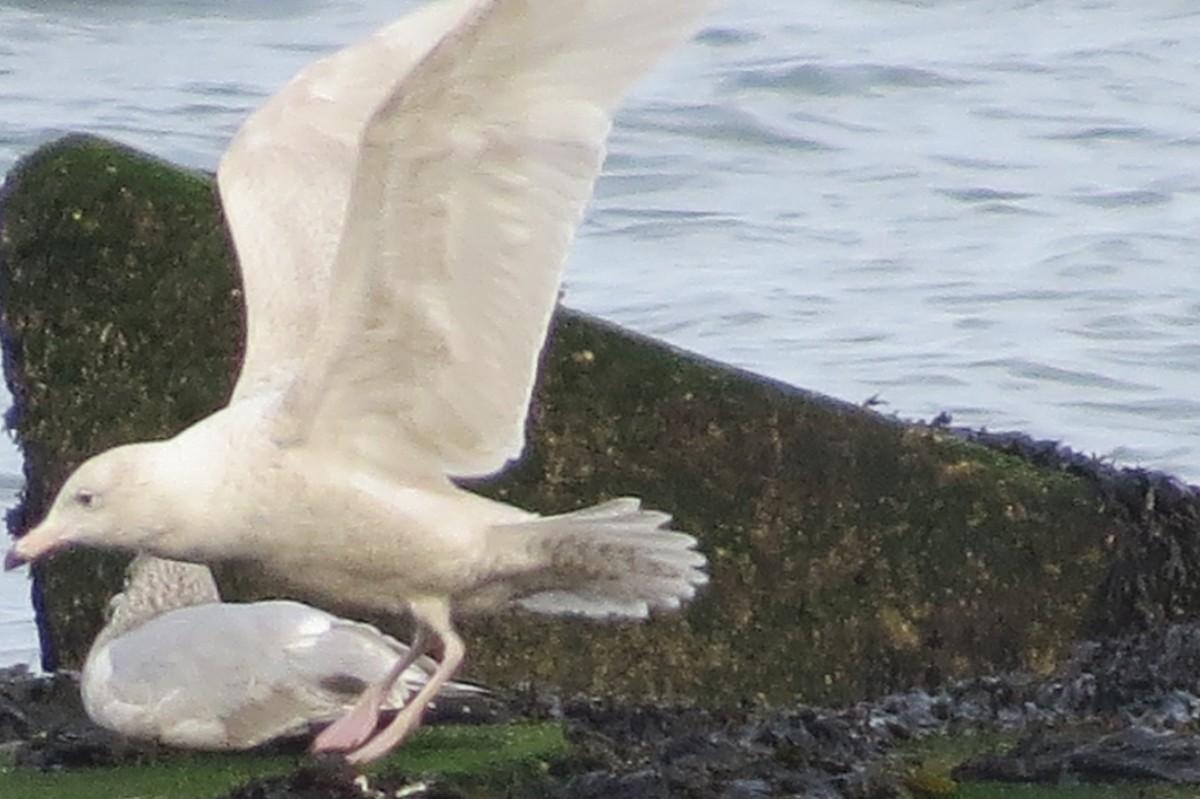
480 498 708 619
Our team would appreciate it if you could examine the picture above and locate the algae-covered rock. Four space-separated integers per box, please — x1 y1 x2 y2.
0 134 1188 705
1 135 243 669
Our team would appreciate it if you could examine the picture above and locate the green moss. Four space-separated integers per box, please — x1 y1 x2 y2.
2 134 242 668
461 317 1111 702
378 721 565 778
0 750 296 799
0 722 566 799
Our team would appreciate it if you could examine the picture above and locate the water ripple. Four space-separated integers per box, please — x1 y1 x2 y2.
1042 125 1158 142
630 103 832 152
732 60 969 97
1070 189 1172 208
970 358 1152 392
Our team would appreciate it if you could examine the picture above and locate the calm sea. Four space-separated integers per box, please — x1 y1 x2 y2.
2 0 1199 667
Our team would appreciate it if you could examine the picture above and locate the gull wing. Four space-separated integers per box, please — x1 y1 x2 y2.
272 0 716 478
219 0 481 400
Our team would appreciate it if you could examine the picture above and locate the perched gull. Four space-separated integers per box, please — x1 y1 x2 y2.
83 555 481 750
8 0 713 764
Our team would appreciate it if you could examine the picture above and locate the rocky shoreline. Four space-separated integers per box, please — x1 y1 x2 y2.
8 620 1200 798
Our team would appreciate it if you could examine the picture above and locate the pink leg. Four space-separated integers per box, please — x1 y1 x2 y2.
312 626 429 754
344 598 464 765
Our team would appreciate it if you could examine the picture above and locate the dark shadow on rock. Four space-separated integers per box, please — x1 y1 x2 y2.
0 664 166 769
953 726 1200 784
546 697 898 799
214 765 467 799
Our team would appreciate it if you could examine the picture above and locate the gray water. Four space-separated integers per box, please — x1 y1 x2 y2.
2 0 1199 667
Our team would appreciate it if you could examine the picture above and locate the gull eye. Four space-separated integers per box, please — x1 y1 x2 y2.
74 489 96 509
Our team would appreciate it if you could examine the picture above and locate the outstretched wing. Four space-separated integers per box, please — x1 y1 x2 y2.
219 0 481 400
272 0 716 478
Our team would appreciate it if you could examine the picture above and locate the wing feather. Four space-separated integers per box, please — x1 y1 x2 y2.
220 0 482 399
274 0 716 478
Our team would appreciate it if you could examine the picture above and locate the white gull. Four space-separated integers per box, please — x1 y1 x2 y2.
7 0 714 764
83 555 482 750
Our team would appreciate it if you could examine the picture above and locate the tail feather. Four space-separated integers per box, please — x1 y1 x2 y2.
477 497 708 619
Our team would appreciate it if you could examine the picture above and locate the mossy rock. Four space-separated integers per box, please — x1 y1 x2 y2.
0 134 1189 706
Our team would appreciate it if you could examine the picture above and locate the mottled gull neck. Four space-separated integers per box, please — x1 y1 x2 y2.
96 554 220 647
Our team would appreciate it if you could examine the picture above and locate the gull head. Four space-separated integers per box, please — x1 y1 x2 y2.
5 442 171 570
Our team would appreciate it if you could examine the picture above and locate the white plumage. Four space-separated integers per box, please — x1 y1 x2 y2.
82 556 482 750
9 0 715 764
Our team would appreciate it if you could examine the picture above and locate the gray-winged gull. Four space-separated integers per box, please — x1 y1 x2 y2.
83 555 481 749
7 0 714 764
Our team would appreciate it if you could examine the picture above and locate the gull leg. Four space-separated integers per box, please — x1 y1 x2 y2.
345 598 463 765
312 626 429 754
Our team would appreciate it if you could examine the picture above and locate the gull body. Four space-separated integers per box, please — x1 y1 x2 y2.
84 556 483 750
90 403 534 609
8 0 715 764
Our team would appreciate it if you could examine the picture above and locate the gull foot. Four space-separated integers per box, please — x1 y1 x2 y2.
311 695 384 753
344 705 424 765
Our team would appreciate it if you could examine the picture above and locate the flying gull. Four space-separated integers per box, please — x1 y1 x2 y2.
8 0 714 764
